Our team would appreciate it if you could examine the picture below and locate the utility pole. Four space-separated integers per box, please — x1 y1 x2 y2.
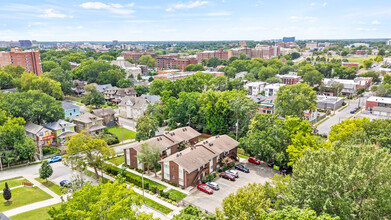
235 119 239 141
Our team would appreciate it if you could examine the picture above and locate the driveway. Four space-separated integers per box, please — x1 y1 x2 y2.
183 160 279 213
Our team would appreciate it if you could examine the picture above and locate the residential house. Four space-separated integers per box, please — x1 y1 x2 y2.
25 121 56 158
277 72 302 85
141 94 162 105
96 84 112 93
103 87 137 104
160 135 239 188
62 102 81 119
264 83 284 97
118 96 149 120
123 127 201 170
244 81 267 96
366 96 391 116
72 112 106 135
316 95 345 110
260 96 276 114
43 119 77 147
322 78 358 96
303 109 318 122
72 80 87 96
92 107 117 127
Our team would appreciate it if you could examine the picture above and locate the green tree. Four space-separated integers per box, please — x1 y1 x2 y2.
134 85 149 96
209 76 228 91
167 92 200 129
229 96 258 139
275 83 317 119
290 52 301 60
138 55 156 68
261 206 338 220
375 55 383 63
285 144 391 219
359 71 380 83
137 143 160 176
0 70 14 89
66 132 115 181
173 205 215 220
60 60 72 71
117 79 134 88
149 79 173 96
265 77 281 84
3 182 11 201
259 66 277 81
137 74 142 80
2 64 25 78
42 60 60 72
328 118 369 143
303 69 324 87
135 114 158 141
208 57 220 68
47 67 73 95
48 181 153 220
97 69 124 86
378 49 386 56
39 160 53 182
83 87 105 108
17 72 63 99
363 59 373 69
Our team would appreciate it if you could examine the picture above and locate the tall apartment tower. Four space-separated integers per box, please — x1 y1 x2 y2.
0 48 42 75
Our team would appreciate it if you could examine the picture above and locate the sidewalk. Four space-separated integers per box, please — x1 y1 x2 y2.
85 167 182 216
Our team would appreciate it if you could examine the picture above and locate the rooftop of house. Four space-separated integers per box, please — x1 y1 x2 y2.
245 81 268 87
161 126 201 144
140 94 162 104
73 112 103 124
44 119 75 131
317 95 344 103
24 121 45 134
367 96 391 104
119 96 148 108
265 83 285 90
92 107 116 117
62 102 80 110
96 84 112 93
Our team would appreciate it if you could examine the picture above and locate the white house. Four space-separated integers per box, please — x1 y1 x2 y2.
118 96 149 120
264 83 284 97
244 81 267 96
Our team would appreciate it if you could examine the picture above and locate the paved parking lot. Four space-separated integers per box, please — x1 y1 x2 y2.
183 159 279 213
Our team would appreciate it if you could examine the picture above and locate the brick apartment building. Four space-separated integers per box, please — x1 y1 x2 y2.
229 45 280 60
155 57 197 71
158 54 180 59
123 127 201 170
342 62 359 71
153 71 224 81
355 50 368 55
366 96 391 116
160 135 239 188
0 48 42 75
277 72 302 85
121 50 156 62
197 49 229 63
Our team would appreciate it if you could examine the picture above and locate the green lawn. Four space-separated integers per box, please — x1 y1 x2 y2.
84 170 112 184
108 156 125 166
238 154 249 159
34 178 64 196
143 197 173 214
0 187 53 212
107 127 136 141
166 189 187 202
0 177 30 189
10 203 61 220
124 170 166 190
319 55 376 65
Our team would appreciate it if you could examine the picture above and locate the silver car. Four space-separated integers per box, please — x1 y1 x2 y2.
205 182 219 190
226 170 239 178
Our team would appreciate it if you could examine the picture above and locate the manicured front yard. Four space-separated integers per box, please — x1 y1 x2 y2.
10 203 61 220
0 177 30 189
166 189 187 201
107 127 136 141
0 187 53 212
108 156 124 166
34 178 64 196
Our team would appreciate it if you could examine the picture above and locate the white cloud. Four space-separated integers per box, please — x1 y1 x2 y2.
205 12 231 16
322 2 327 7
38 9 72 18
310 2 315 6
372 20 380 25
356 27 377 31
80 2 135 15
166 1 208 11
288 16 317 23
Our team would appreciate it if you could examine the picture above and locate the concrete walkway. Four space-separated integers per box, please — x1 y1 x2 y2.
85 167 182 218
3 175 67 217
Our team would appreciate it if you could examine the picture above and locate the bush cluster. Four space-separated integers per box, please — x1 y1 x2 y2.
42 146 60 155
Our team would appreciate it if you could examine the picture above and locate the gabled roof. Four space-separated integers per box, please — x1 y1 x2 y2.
161 126 201 143
62 102 79 110
96 84 112 93
195 135 239 156
141 94 161 104
92 107 116 117
24 121 45 135
119 96 148 108
125 135 177 152
44 119 75 131
73 112 103 124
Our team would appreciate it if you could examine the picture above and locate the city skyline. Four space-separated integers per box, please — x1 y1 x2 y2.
0 0 390 41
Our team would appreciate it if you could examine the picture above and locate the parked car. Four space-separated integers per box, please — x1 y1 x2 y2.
267 162 274 167
248 157 260 165
205 182 219 190
350 107 361 114
235 164 249 173
226 170 239 178
220 172 235 181
197 184 213 194
279 167 292 175
48 156 62 163
60 180 72 187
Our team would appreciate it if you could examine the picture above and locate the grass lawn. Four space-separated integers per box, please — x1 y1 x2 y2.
34 178 64 196
84 170 112 184
319 55 376 65
166 189 187 202
0 177 30 189
108 156 124 166
124 170 166 190
143 197 173 214
107 127 136 141
10 203 61 220
0 187 53 212
238 154 249 159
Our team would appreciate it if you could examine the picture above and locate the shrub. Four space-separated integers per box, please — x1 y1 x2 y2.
42 146 60 155
99 131 120 145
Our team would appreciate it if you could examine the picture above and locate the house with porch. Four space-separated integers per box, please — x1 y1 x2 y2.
43 119 77 148
92 107 117 127
24 121 56 159
62 102 81 120
160 135 239 188
72 112 106 135
118 96 150 120
123 127 201 170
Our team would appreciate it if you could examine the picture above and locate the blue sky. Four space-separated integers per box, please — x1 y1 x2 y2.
0 0 390 41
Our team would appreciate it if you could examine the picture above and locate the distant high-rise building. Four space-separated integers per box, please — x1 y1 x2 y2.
387 40 391 46
196 49 229 63
0 48 42 75
113 40 118 45
283 37 295 42
19 40 32 47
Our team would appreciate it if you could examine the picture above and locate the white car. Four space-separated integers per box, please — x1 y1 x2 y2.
226 170 239 178
205 182 219 190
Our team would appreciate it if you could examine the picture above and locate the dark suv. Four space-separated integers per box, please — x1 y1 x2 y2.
235 164 249 173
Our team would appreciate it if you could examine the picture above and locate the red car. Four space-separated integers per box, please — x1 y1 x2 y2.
197 184 213 194
220 172 236 181
248 157 260 165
